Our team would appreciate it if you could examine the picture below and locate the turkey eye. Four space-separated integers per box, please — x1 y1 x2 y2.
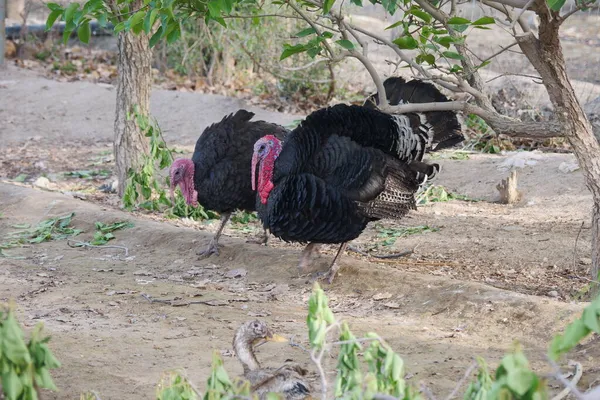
259 144 266 152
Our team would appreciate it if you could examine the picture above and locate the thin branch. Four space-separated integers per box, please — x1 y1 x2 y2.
485 72 543 83
67 240 130 257
482 0 531 32
478 41 520 65
444 362 478 400
551 361 583 400
547 358 586 400
510 0 536 29
559 0 600 21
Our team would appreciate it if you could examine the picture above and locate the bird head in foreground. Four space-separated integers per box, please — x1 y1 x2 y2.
234 320 288 348
252 135 283 205
169 158 199 207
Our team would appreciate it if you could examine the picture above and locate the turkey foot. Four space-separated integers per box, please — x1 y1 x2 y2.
197 240 222 258
246 228 269 246
197 213 231 259
297 243 323 274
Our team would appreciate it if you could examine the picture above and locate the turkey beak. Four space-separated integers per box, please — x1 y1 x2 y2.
254 331 288 348
251 151 260 192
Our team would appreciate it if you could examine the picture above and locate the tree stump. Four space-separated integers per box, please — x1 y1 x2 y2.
497 170 522 204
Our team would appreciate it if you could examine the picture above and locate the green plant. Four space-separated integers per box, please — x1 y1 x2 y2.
122 108 217 221
88 221 134 245
416 185 481 205
64 169 112 180
376 225 439 247
0 305 61 400
122 107 173 211
230 211 258 225
1 213 82 258
156 371 199 400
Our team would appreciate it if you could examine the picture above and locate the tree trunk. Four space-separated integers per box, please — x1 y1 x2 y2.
114 22 152 198
516 1 600 297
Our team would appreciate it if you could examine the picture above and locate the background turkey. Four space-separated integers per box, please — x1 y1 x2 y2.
170 110 289 257
252 80 463 283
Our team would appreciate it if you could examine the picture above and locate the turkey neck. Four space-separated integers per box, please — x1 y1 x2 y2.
257 152 278 205
233 331 261 373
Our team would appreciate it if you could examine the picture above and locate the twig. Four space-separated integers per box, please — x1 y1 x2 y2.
67 240 129 257
551 361 584 400
288 335 311 353
573 221 586 273
444 361 478 400
347 245 414 259
420 382 439 400
510 0 536 30
485 72 543 84
548 358 586 400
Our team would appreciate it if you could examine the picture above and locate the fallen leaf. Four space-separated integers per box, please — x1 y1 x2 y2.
225 268 247 279
373 292 392 301
383 302 401 309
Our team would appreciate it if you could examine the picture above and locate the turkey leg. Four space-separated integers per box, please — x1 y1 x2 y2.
197 212 231 258
324 242 347 284
297 243 322 274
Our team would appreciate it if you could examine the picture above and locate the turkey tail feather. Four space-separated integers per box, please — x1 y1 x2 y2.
364 76 463 152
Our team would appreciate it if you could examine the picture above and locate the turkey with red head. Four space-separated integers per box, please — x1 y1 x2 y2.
170 110 288 258
251 78 463 282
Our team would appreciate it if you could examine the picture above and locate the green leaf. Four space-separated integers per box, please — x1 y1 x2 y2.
166 24 181 43
64 2 79 22
393 36 418 49
295 27 317 37
472 16 495 25
280 44 307 60
306 46 321 58
62 27 73 44
442 51 464 60
143 9 159 33
335 39 355 50
129 10 146 34
416 53 435 65
47 2 62 11
149 26 164 48
323 0 335 14
2 368 24 399
113 21 126 33
385 20 403 30
447 16 471 24
321 31 334 39
46 9 62 31
409 9 431 23
582 307 600 333
207 0 221 17
547 0 566 10
77 20 91 43
350 0 362 5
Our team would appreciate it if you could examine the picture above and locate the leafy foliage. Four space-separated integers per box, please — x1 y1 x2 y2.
549 294 600 361
416 185 480 205
1 213 82 258
376 224 439 246
72 221 134 246
0 306 61 400
122 108 216 221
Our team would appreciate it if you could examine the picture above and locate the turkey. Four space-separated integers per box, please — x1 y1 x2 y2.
232 320 311 400
251 78 463 282
170 110 289 258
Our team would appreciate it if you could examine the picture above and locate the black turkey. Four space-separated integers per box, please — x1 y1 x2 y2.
251 78 463 282
170 110 288 257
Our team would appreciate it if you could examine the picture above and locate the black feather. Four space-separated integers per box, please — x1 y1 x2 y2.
192 109 288 213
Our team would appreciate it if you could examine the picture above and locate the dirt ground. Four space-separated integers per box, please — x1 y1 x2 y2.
2 20 600 397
